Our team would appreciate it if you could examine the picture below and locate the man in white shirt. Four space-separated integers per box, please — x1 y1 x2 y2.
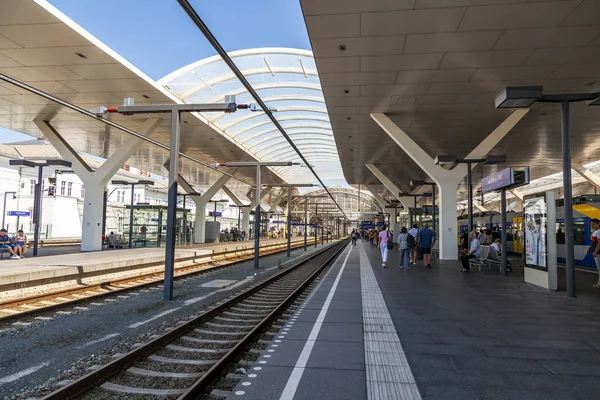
460 231 479 272
408 224 419 265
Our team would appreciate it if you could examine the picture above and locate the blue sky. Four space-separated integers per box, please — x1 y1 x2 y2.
0 0 312 144
49 0 312 80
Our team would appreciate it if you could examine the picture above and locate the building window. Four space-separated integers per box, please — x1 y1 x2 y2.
67 182 72 197
81 185 85 198
30 179 36 195
60 181 66 196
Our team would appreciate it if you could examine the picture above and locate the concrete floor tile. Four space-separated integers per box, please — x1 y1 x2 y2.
420 384 478 400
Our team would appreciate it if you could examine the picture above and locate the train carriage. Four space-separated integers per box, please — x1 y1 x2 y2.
457 195 600 269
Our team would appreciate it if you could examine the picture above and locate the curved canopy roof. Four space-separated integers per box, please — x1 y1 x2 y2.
159 48 344 184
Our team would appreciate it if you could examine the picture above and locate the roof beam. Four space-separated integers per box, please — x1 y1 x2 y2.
572 163 600 191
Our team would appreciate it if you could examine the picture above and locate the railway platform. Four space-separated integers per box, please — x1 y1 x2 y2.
0 237 318 296
233 242 600 400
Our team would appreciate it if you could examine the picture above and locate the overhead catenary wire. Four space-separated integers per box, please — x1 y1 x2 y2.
0 72 252 187
176 0 349 222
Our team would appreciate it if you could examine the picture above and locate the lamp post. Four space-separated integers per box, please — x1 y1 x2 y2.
495 86 600 298
215 161 300 269
106 97 247 301
434 155 506 241
2 191 17 230
9 159 72 256
111 180 154 248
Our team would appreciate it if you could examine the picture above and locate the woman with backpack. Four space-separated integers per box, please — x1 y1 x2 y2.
378 225 392 268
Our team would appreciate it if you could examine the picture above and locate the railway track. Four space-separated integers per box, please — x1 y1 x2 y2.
41 239 348 400
0 238 321 324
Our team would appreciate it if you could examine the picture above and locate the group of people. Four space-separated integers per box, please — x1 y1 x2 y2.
0 228 28 259
220 227 246 242
460 229 511 272
350 223 436 269
396 223 435 269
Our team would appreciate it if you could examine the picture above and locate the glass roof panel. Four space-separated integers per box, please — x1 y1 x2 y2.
158 48 343 184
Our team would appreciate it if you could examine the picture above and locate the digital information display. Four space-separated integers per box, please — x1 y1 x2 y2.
524 195 548 270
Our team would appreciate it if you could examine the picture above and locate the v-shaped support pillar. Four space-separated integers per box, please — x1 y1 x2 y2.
371 110 528 260
36 118 161 251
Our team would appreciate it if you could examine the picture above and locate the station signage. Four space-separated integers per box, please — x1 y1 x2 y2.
482 167 530 193
7 211 30 217
209 211 222 217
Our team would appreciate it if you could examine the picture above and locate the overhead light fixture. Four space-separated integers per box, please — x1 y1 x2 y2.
483 155 507 164
46 159 73 167
494 86 543 108
410 180 427 186
9 159 38 168
433 155 456 166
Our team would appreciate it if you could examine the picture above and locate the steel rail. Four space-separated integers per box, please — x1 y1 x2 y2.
175 0 349 221
179 240 348 399
41 240 347 400
0 72 252 186
0 238 317 324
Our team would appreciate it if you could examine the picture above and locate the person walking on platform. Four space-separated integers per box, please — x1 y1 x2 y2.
408 224 419 265
461 231 480 272
587 218 600 288
378 225 392 268
397 227 410 268
419 223 435 269
351 229 357 245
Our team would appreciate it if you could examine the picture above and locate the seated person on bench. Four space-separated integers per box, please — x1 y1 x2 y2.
14 229 27 258
0 228 19 259
490 238 512 272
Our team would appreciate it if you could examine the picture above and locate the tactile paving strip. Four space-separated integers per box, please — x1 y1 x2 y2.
359 245 422 400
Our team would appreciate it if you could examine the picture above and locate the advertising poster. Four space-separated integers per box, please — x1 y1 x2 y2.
524 195 547 270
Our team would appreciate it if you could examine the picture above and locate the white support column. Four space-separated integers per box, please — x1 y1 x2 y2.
268 192 285 212
371 110 528 260
507 200 521 212
35 118 161 251
474 200 488 213
222 186 251 236
192 169 238 243
365 186 388 212
365 164 417 210
509 189 524 201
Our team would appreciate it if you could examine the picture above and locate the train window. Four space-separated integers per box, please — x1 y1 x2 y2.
556 221 585 245
574 221 586 245
556 222 565 244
